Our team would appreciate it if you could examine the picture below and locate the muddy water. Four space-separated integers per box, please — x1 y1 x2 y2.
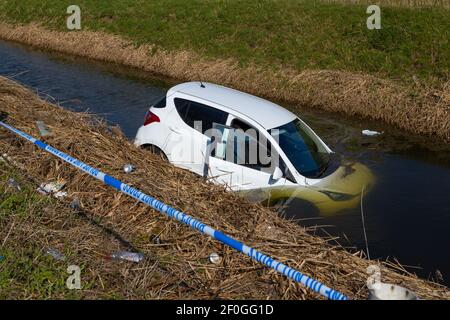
1 40 449 286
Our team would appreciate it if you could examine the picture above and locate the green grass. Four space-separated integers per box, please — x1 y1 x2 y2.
0 164 124 299
0 167 75 299
0 0 448 85
0 162 175 299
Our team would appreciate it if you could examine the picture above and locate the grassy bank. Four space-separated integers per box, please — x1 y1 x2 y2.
1 75 449 299
0 0 448 85
0 163 153 299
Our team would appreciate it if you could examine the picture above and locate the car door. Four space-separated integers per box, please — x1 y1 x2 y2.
207 120 292 191
164 96 228 176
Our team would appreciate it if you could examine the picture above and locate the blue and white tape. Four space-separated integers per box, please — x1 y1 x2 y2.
0 120 348 300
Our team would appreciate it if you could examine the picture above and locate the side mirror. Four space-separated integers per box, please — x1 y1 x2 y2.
271 166 283 180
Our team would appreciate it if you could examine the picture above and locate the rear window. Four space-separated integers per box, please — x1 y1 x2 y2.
152 96 166 108
174 98 228 134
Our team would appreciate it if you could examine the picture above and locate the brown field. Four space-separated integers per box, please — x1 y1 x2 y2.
0 23 448 143
1 75 449 299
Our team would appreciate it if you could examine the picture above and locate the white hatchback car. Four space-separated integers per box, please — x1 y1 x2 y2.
135 82 374 214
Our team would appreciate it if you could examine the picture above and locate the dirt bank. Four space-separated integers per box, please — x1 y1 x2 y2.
0 75 449 299
0 23 448 142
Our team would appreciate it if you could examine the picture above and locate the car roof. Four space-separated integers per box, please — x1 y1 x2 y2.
167 82 296 129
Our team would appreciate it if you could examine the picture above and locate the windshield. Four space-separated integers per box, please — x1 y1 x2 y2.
269 119 330 178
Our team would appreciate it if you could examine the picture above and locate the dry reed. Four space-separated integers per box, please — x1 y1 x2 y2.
318 0 450 8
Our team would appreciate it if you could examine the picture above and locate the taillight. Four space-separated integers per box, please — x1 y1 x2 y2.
143 111 160 126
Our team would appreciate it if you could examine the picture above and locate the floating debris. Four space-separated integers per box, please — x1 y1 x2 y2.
36 121 51 137
209 252 222 265
6 178 21 192
368 283 418 300
110 251 144 263
123 164 135 174
45 248 66 261
362 129 382 136
0 256 5 262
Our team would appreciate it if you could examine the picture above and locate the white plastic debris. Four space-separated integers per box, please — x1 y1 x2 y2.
123 164 134 174
37 181 66 196
209 252 222 265
110 251 144 263
54 191 68 199
362 129 382 136
36 121 51 137
45 248 66 261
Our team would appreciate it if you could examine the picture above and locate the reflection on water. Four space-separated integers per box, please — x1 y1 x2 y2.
0 40 449 286
244 161 376 216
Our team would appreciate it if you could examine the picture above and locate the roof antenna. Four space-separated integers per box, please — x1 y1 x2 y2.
200 81 205 88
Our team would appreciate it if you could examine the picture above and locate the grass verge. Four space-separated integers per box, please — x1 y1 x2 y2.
0 0 448 85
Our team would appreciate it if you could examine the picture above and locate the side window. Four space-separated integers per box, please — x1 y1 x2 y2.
174 98 189 121
174 98 228 134
210 120 296 181
229 119 272 171
210 121 272 171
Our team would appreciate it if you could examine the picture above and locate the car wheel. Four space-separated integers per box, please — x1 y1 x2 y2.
141 144 168 161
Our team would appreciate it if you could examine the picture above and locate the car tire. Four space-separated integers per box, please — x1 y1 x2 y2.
141 144 168 161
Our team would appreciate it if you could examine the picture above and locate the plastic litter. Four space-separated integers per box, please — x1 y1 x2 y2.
36 121 51 137
7 178 21 192
54 191 68 199
45 248 66 261
123 164 134 174
0 256 5 262
362 129 382 136
209 252 222 264
110 251 144 263
368 283 418 300
37 180 66 197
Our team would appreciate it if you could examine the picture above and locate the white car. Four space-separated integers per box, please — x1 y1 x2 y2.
135 82 374 214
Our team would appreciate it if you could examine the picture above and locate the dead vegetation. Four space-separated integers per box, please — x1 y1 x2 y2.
0 76 448 299
319 0 449 8
0 23 448 142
